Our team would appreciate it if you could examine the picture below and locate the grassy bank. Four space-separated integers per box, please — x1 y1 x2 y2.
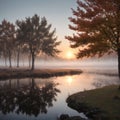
0 68 82 80
67 85 120 120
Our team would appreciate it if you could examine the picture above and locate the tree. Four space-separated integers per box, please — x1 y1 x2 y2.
0 20 15 67
66 0 120 77
41 28 61 57
16 14 61 70
14 32 29 68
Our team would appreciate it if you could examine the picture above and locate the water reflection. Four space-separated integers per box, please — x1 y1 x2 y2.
0 78 60 117
92 74 120 88
66 76 73 86
0 70 120 120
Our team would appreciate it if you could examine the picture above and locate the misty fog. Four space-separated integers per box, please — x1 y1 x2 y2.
0 57 118 75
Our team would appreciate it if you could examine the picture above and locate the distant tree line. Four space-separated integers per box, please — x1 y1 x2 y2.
0 14 61 70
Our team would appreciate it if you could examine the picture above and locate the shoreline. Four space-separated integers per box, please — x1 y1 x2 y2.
66 85 120 120
0 68 82 80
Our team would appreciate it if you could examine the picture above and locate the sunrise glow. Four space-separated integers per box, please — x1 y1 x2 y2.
66 51 75 59
67 76 73 85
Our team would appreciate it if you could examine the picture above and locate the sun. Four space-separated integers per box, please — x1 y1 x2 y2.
66 51 74 59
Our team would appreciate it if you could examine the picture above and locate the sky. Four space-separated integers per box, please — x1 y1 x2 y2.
0 0 77 59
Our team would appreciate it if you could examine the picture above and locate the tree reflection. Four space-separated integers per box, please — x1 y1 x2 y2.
0 78 60 117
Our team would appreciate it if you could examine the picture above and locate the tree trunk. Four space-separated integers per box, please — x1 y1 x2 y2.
17 49 20 68
117 48 120 78
29 54 31 68
4 55 7 67
8 51 12 68
31 52 35 71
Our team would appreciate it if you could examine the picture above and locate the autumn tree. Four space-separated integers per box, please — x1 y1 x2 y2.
16 14 61 70
0 20 15 67
66 0 120 76
14 32 21 68
15 30 29 68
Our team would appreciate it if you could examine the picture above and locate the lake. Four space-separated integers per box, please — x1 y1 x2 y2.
0 67 119 120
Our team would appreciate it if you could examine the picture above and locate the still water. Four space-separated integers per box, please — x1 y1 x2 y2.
0 68 119 120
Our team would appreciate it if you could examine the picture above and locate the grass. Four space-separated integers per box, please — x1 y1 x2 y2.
0 68 82 80
67 85 120 120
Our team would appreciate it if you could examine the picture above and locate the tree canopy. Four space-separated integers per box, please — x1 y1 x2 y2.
66 0 120 76
0 20 15 67
0 14 61 70
16 14 61 70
